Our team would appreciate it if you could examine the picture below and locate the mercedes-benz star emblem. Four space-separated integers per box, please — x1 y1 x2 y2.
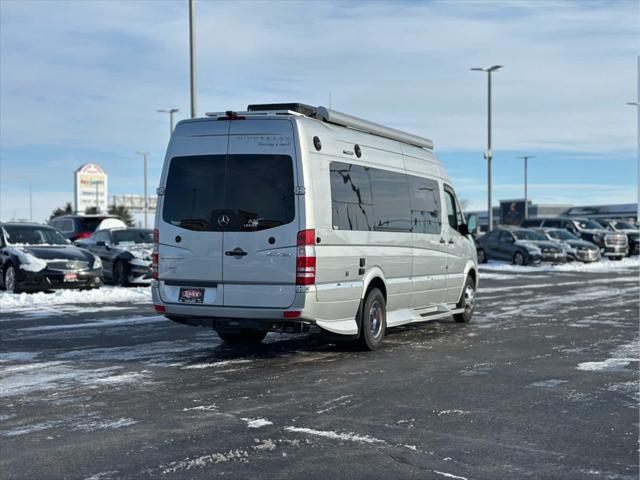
217 214 230 227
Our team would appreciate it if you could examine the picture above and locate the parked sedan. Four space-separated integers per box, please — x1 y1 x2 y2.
475 228 543 265
83 228 153 285
536 228 600 263
0 223 103 293
511 229 566 263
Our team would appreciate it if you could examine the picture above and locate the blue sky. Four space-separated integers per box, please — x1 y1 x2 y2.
0 0 638 222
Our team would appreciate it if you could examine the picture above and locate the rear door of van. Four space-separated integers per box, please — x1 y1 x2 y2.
222 119 299 308
157 120 229 306
157 118 299 309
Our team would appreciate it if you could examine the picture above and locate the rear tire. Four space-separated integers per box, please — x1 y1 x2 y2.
357 288 386 351
217 330 267 345
454 276 476 323
513 252 525 265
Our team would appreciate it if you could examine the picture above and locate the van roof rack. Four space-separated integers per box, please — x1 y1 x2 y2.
206 103 433 150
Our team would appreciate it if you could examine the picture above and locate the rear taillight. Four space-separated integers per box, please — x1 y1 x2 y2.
76 232 92 239
152 228 159 280
296 229 316 285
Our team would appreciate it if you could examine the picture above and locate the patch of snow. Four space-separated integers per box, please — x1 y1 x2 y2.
253 438 277 451
242 418 273 429
433 471 468 480
181 359 254 370
160 449 249 474
3 247 47 272
182 405 218 413
434 409 470 416
528 379 568 388
284 426 385 444
480 257 639 274
577 339 639 372
73 417 137 432
0 286 151 311
83 471 119 480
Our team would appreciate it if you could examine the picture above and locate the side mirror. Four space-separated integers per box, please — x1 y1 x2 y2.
458 223 470 236
467 214 477 233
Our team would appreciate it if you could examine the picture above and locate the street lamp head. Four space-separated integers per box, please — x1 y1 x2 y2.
470 67 485 72
627 102 639 106
488 65 503 72
169 108 179 114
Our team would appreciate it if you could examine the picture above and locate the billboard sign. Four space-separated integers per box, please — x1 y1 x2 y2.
74 163 108 214
500 200 527 226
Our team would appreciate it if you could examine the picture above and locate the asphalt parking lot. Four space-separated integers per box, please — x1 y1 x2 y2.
1 266 638 480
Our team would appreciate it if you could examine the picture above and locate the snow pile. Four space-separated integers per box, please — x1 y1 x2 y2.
0 286 151 311
4 247 47 272
480 256 639 274
576 339 639 372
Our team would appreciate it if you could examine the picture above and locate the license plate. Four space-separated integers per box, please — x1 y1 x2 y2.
179 287 205 304
63 273 78 282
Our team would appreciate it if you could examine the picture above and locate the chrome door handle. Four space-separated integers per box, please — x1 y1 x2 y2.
448 239 455 244
225 248 247 257
439 238 446 244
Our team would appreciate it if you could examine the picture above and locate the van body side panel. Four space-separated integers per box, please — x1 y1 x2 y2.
156 120 230 305
222 119 299 308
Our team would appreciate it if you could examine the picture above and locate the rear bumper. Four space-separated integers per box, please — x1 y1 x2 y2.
152 283 359 336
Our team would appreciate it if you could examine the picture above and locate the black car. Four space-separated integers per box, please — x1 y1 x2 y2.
49 214 125 242
80 228 153 285
599 219 639 256
0 223 103 293
476 228 545 265
535 228 600 263
520 217 628 259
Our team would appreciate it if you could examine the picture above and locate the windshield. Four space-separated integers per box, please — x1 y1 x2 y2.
577 220 604 230
112 229 153 245
613 221 636 230
547 229 577 241
4 225 68 245
513 229 546 241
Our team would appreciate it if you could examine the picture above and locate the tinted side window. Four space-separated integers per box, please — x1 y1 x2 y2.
370 169 411 232
543 219 561 228
499 231 513 243
409 176 441 234
329 162 374 231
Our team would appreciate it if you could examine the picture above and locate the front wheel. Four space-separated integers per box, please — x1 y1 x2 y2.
454 276 476 323
217 330 267 345
513 252 525 266
3 265 19 293
357 288 387 351
112 261 129 286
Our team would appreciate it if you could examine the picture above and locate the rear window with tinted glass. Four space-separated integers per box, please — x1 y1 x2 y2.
162 154 295 232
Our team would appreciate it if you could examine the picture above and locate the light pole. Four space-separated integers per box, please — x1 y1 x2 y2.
471 65 503 231
627 56 639 219
517 155 534 220
189 0 197 118
157 108 179 134
7 176 32 221
136 151 149 228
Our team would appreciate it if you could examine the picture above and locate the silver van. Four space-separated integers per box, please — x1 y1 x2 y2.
152 103 478 350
